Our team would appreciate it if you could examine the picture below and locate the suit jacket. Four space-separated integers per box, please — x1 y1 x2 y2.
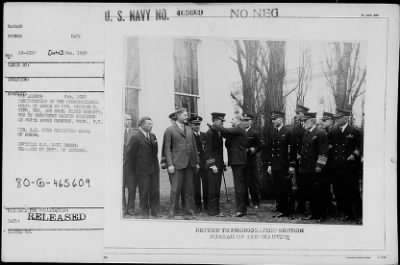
163 123 199 170
290 123 306 159
211 125 247 166
265 125 295 171
204 129 224 170
127 130 159 176
123 127 137 166
299 126 329 174
193 131 206 169
245 127 261 161
328 124 362 168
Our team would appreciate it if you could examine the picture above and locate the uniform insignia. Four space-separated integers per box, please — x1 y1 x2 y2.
346 134 354 138
317 155 327 166
206 158 216 167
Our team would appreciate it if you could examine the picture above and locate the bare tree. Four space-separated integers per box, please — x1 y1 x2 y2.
229 40 286 199
323 42 366 116
229 40 286 132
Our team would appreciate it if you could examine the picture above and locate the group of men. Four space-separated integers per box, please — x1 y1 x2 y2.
265 105 363 223
160 108 263 218
122 104 363 223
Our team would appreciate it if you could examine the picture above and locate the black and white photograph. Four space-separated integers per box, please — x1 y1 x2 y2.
3 3 397 264
121 37 366 225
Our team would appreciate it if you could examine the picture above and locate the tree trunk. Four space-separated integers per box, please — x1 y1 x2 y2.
334 43 352 109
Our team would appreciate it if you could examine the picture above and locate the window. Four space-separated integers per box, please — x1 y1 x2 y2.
124 37 140 128
173 39 200 116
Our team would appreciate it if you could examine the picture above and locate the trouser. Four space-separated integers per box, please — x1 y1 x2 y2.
272 169 291 215
299 172 330 218
139 172 160 216
169 167 195 216
126 169 139 212
169 173 185 210
331 164 362 219
231 165 247 214
294 162 305 214
296 172 308 214
207 169 222 216
194 168 208 211
244 159 260 206
123 168 127 211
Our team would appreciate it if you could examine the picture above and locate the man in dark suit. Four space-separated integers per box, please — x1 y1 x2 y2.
265 111 296 218
242 113 262 209
204 112 225 217
127 116 160 218
123 113 138 216
329 108 362 222
320 112 337 218
290 104 309 214
209 115 248 217
204 112 226 217
163 108 199 218
298 112 329 221
189 115 208 212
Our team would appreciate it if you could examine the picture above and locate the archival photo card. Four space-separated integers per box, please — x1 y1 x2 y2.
2 2 397 264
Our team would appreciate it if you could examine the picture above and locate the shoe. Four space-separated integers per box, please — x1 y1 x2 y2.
273 212 287 218
341 215 354 222
187 209 196 216
216 213 225 217
288 215 295 220
235 212 244 217
151 213 161 218
302 215 316 220
127 209 135 216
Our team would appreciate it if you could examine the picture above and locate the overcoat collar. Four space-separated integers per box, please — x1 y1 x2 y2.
173 122 186 138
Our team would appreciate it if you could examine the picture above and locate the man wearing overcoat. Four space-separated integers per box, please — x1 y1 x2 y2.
265 111 296 218
298 112 329 221
209 115 248 217
123 113 138 216
189 115 208 212
163 108 199 218
127 116 160 217
328 108 362 221
242 113 262 209
204 112 226 217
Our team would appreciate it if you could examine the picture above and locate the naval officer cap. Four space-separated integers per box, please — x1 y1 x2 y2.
189 115 203 124
211 112 226 121
334 108 352 118
321 112 335 121
271 111 285 119
300 112 317 121
295 104 310 114
242 113 255 121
